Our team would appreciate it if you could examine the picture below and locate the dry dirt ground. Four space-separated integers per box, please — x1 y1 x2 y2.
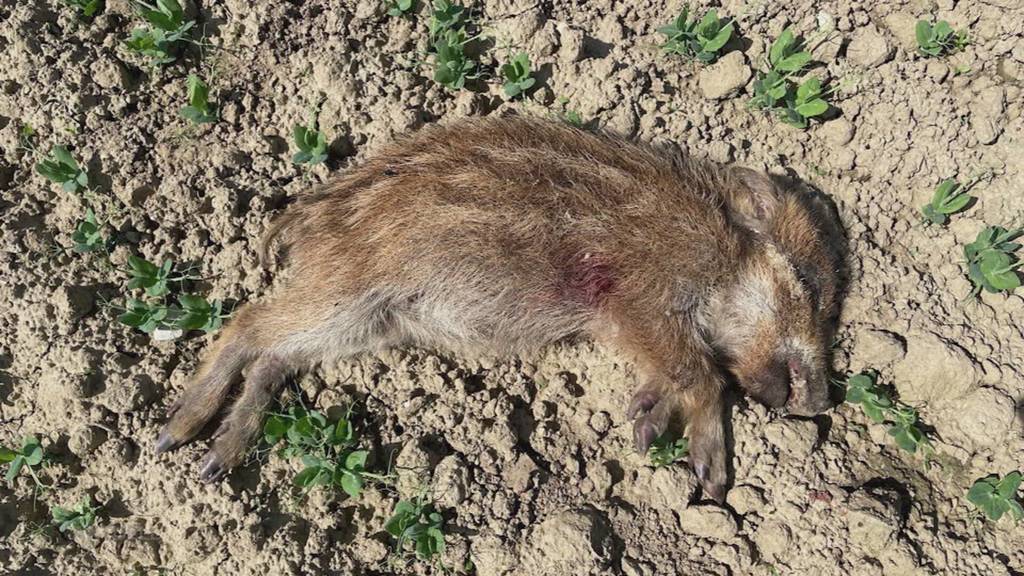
2 0 1024 574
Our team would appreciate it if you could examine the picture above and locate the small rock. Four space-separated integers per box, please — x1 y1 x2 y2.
520 508 614 575
752 518 791 561
891 331 979 406
678 506 737 540
971 86 1006 145
471 533 515 576
98 374 157 414
707 140 734 163
432 455 470 508
821 118 855 146
622 465 697 510
763 419 818 457
726 485 765 515
698 51 752 100
589 411 611 434
926 61 950 83
68 426 105 457
503 453 539 494
847 25 893 67
883 13 919 52
852 329 906 366
944 387 1015 449
90 57 130 90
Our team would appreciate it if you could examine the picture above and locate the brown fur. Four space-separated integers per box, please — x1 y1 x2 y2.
155 115 845 502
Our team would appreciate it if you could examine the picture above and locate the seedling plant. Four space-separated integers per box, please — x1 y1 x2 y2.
292 107 329 166
967 472 1023 522
1 436 49 490
387 0 414 17
37 145 88 192
916 19 968 58
649 433 689 467
180 74 217 124
64 0 103 17
426 0 479 90
554 97 583 127
71 208 108 253
658 6 734 63
263 405 385 497
52 497 100 532
501 52 536 98
749 29 831 128
116 255 225 336
125 0 195 66
921 178 973 225
844 372 932 456
385 492 446 563
963 226 1023 297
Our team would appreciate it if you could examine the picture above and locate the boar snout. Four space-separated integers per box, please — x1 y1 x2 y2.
784 357 832 416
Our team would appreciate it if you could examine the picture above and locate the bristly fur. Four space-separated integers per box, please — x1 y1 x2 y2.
157 114 846 501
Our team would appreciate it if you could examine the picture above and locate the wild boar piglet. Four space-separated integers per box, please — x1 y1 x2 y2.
155 115 845 502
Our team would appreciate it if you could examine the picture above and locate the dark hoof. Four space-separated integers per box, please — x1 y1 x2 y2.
154 429 180 454
199 452 226 483
692 461 726 503
633 418 662 453
627 388 660 419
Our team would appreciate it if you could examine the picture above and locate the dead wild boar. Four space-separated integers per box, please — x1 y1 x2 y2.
155 115 845 502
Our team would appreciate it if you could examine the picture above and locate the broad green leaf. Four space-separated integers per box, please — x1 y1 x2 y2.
795 99 828 118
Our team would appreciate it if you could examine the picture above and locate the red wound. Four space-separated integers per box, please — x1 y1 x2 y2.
563 252 616 307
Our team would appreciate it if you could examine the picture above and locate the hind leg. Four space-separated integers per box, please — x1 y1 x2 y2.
198 354 291 481
155 307 257 454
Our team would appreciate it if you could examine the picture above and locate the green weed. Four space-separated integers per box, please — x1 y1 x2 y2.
36 145 88 192
921 178 972 225
555 97 583 127
916 19 968 58
501 52 536 99
427 0 466 42
658 6 733 63
1 436 49 489
116 255 224 336
292 122 328 165
180 74 217 124
63 0 103 17
749 29 830 128
426 0 477 90
263 405 383 497
52 497 100 532
964 226 1023 296
844 372 932 456
387 0 414 17
71 208 107 253
125 0 195 66
649 433 689 467
967 472 1023 522
385 492 446 562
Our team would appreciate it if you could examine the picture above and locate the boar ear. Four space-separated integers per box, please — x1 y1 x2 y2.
722 167 781 234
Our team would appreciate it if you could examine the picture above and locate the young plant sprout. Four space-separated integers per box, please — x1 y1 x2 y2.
432 30 475 90
501 52 536 99
963 226 1023 296
52 497 100 532
648 433 689 467
63 0 103 17
555 97 583 128
118 298 170 334
292 121 328 165
175 294 224 334
263 405 383 497
71 208 106 253
921 178 972 225
658 6 734 63
117 255 225 336
126 255 174 297
387 0 414 17
967 472 1023 522
915 19 968 58
427 0 466 42
749 29 831 128
844 372 932 456
125 0 195 66
1 436 48 488
179 74 217 124
36 145 88 192
385 492 446 562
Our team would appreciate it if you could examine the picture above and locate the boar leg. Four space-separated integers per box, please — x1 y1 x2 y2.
198 354 290 482
154 309 257 454
600 310 729 502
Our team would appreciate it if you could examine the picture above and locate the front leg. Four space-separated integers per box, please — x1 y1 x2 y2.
597 307 729 502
